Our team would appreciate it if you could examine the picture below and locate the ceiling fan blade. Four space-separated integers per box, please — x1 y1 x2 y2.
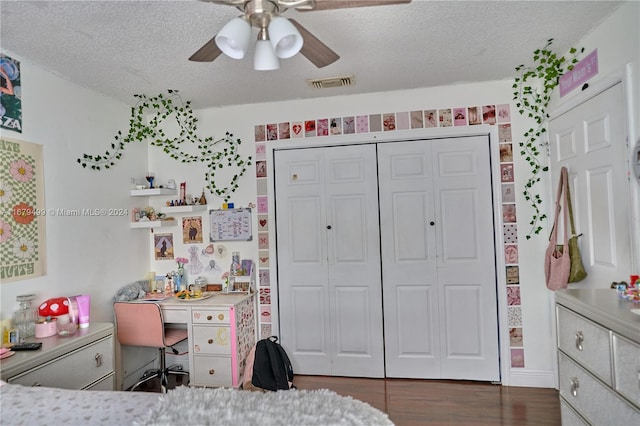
289 19 339 68
189 37 223 62
300 0 411 11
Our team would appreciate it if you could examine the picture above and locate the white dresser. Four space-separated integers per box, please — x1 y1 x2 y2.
0 322 115 390
555 289 640 425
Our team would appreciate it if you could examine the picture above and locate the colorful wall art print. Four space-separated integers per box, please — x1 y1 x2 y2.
0 54 22 133
1 137 46 282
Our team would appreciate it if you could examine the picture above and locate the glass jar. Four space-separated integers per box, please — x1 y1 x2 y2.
13 294 37 342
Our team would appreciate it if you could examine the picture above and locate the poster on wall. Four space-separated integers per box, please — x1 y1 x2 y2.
182 216 203 243
154 233 174 260
0 137 46 282
0 54 22 133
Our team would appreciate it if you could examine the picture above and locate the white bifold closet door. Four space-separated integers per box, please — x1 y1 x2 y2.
275 137 499 381
378 137 500 381
274 144 385 378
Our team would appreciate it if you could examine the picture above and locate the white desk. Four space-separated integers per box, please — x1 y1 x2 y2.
148 292 256 388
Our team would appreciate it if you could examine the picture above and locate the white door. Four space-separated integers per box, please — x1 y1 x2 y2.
549 82 632 285
378 137 500 381
274 144 385 377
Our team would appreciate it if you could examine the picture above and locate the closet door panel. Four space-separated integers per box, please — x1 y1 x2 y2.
432 136 500 381
326 144 384 377
287 197 323 263
276 144 384 378
275 149 331 374
396 285 436 356
378 141 440 378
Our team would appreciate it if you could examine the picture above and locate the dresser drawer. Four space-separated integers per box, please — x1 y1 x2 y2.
192 309 229 324
192 356 232 387
85 372 116 390
612 333 640 409
7 336 114 389
558 351 639 425
192 326 231 355
559 398 589 426
557 306 612 385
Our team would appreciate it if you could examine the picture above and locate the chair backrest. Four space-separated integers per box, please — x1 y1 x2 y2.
114 302 166 349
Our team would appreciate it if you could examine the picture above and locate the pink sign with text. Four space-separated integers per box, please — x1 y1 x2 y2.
559 49 598 97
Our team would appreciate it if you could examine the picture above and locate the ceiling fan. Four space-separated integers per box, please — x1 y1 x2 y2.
189 0 411 69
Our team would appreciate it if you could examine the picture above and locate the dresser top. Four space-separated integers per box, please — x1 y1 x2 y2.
0 322 114 380
555 289 640 343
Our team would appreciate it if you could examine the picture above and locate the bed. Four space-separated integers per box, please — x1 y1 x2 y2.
0 382 393 426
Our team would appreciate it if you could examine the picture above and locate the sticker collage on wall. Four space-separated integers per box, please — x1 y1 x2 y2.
253 103 525 369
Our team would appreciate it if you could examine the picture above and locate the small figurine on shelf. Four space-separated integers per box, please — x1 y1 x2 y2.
199 189 207 205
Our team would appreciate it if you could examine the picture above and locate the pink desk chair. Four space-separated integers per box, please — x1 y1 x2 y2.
114 301 189 393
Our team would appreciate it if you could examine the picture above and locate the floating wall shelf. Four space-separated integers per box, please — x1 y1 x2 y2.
129 188 177 197
160 205 207 214
130 220 177 229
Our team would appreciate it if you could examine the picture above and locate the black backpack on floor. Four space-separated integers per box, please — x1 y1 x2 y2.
243 336 294 391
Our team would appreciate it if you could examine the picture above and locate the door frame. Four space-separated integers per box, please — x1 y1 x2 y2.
265 125 512 384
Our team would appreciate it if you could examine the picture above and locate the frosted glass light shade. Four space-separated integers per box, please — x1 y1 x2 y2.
268 17 303 59
254 40 280 70
215 17 251 59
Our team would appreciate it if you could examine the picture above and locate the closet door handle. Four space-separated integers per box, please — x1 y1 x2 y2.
429 221 435 226
327 225 332 230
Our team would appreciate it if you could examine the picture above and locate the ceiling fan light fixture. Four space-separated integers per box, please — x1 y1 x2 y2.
215 17 252 59
268 17 303 59
254 39 280 70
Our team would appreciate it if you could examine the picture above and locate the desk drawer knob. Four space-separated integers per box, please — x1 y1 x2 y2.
207 315 212 321
218 314 225 321
95 353 102 367
208 369 215 375
575 332 584 351
570 377 579 397
208 339 213 344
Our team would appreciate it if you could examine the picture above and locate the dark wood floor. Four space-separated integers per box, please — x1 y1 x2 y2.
293 375 561 426
132 374 561 425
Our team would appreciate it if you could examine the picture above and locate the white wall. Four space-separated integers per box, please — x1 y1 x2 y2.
0 50 149 325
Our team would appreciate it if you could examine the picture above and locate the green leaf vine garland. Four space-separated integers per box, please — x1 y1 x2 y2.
512 38 584 239
77 89 252 201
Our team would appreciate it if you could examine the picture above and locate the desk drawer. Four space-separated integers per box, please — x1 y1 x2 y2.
192 309 229 325
162 307 188 323
557 306 612 385
559 351 639 425
192 326 231 355
612 333 640 409
192 356 232 387
8 336 113 389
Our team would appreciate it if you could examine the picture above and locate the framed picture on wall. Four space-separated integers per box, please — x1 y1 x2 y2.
154 233 174 260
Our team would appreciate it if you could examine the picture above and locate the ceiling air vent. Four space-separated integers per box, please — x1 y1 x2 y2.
307 75 354 89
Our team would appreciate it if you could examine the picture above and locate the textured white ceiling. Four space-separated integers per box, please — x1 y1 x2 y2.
0 0 624 109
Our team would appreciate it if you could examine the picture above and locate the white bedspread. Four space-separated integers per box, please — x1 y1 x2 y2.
0 383 394 426
0 384 158 426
